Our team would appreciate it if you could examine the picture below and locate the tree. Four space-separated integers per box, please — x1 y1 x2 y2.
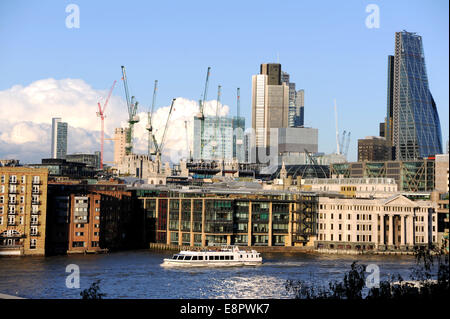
80 280 106 299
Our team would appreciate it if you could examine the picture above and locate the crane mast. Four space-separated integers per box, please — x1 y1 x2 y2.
198 67 211 160
334 99 340 155
147 80 158 156
121 65 139 155
96 80 116 170
212 85 221 159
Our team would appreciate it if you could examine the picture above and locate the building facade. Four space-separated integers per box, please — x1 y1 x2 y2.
51 117 68 159
330 159 435 192
357 136 392 162
114 127 129 166
315 195 438 252
301 177 398 199
136 186 318 247
66 153 101 169
46 183 145 255
232 116 245 163
0 167 48 256
193 116 233 161
251 63 290 151
386 31 442 160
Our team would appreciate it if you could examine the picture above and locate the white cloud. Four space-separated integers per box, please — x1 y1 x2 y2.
0 78 230 164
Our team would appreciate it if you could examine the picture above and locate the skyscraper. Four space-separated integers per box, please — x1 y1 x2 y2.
281 72 305 128
386 31 442 160
251 63 289 149
51 118 67 159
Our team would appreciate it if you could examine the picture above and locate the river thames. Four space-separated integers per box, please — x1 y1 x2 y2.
0 250 418 299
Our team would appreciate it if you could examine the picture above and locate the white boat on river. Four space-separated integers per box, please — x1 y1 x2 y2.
160 245 263 267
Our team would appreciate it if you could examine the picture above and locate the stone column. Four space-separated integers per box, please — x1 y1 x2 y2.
268 202 273 247
400 215 405 246
248 201 252 247
388 214 393 246
379 213 384 245
373 213 378 247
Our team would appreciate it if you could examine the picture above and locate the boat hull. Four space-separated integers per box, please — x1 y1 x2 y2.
160 259 262 268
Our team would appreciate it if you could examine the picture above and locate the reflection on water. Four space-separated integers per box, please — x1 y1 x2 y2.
0 250 417 299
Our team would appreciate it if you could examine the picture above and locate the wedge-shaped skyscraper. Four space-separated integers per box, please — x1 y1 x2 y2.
386 31 442 160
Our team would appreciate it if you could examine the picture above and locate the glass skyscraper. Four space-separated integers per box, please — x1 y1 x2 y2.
387 31 442 160
51 117 68 159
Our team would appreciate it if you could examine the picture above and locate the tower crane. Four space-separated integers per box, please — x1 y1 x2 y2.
121 65 139 155
96 80 117 169
344 132 351 159
185 121 192 161
197 67 211 160
334 99 340 155
152 98 176 159
211 85 221 159
146 80 158 156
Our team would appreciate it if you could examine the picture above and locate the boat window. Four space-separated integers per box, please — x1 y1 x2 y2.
230 255 234 260
198 256 203 260
224 256 230 260
240 255 243 258
172 255 177 259
185 256 192 260
220 256 225 260
192 256 198 261
214 256 219 260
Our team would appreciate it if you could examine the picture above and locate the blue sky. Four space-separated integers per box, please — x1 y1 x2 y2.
0 0 448 161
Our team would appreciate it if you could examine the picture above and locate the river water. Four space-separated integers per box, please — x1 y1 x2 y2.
0 250 418 299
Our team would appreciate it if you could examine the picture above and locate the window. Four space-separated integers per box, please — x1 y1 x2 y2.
30 239 37 249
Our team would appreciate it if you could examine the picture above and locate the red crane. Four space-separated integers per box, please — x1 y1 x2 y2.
97 80 117 169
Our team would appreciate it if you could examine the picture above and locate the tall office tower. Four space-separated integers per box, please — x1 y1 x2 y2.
193 116 233 161
113 127 129 165
387 31 442 160
295 89 305 127
51 118 68 159
251 63 289 150
232 116 245 163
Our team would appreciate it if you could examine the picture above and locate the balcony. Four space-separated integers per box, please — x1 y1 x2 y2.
30 232 40 237
31 211 41 215
7 211 17 215
8 202 18 206
32 190 42 195
30 221 41 226
9 181 18 185
8 190 19 194
7 222 17 226
32 180 42 185
31 201 41 205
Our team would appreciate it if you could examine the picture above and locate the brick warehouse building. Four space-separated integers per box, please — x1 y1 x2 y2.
46 182 145 255
0 167 49 256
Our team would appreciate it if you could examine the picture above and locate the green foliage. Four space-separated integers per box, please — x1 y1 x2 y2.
286 242 449 300
80 280 106 299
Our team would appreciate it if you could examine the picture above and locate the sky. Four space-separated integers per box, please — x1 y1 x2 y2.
0 0 448 163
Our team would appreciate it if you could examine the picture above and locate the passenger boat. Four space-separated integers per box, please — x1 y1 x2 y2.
160 245 263 267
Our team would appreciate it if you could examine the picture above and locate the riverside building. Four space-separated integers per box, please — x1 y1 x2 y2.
315 194 438 252
0 167 48 256
135 184 318 247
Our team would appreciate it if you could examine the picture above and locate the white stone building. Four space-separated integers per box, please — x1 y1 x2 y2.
315 194 438 252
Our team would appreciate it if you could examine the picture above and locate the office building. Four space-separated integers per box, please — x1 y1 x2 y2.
51 118 68 159
386 31 442 160
135 185 318 247
232 116 245 163
251 63 290 151
435 154 449 193
193 116 233 161
281 72 304 128
0 167 48 256
66 153 101 169
330 159 436 192
358 136 392 162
